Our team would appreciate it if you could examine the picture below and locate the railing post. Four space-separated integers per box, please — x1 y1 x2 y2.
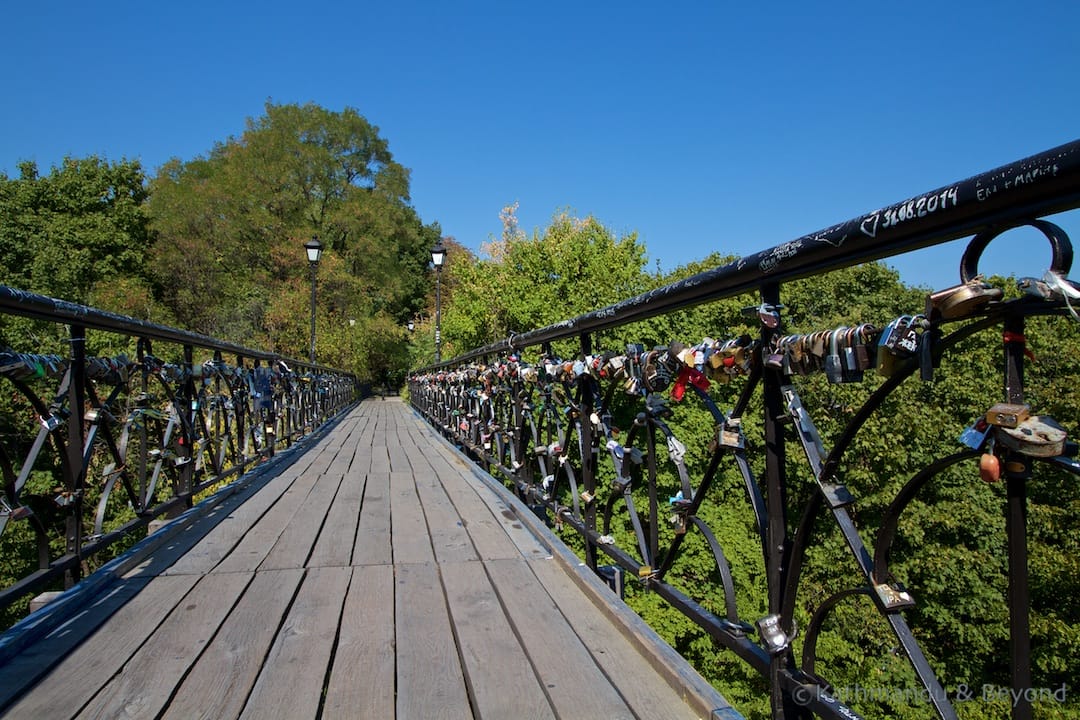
1002 313 1033 720
759 283 801 719
176 344 196 512
235 355 246 461
63 324 87 589
580 333 598 572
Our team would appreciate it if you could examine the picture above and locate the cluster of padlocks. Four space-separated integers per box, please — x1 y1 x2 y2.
0 348 353 540
408 275 1080 720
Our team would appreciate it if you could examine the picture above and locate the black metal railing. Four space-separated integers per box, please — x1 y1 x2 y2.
409 138 1080 720
0 286 358 615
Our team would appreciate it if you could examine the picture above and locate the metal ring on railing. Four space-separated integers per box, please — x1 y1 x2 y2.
960 218 1073 283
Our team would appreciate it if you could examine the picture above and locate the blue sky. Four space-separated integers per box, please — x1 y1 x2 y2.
4 1 1079 294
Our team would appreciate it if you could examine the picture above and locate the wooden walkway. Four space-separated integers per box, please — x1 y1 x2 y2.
0 398 739 720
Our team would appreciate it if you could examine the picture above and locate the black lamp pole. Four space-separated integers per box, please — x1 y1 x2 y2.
431 240 446 363
304 236 323 364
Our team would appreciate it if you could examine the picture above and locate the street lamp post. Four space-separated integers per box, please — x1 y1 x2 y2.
431 240 446 363
304 236 323 364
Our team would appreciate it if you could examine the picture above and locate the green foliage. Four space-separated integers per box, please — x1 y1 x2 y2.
449 241 1080 719
147 101 438 379
441 205 648 355
0 157 153 309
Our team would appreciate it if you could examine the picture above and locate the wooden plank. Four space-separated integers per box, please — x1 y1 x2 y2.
411 468 478 564
159 568 305 720
450 462 553 560
211 464 324 574
323 565 395 719
528 558 705 720
163 462 305 576
390 471 434 565
420 453 537 561
0 576 152 710
353 472 392 565
350 448 372 477
369 444 391 473
75 571 254 720
257 471 344 571
441 561 555 720
302 440 341 478
2 574 199 720
325 425 359 476
239 566 352 720
387 441 412 473
307 470 365 567
485 558 635 720
395 563 472 720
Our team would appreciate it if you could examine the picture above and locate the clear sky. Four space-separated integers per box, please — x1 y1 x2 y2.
4 1 1079 294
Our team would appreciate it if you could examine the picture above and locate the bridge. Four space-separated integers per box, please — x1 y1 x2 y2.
1 139 1080 719
0 398 734 719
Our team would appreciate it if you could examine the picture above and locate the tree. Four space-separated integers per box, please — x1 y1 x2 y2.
0 157 155 314
147 102 438 377
441 206 648 355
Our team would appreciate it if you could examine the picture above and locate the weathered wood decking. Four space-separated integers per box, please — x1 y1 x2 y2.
0 398 739 720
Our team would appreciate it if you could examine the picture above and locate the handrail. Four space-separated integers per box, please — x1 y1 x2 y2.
409 138 1080 720
0 287 359 617
0 286 342 374
427 138 1080 368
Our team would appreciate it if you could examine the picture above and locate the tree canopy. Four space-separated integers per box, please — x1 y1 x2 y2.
0 157 155 314
147 101 439 378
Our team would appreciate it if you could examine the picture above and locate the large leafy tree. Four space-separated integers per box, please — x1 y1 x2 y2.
441 205 648 355
0 157 155 315
148 102 438 373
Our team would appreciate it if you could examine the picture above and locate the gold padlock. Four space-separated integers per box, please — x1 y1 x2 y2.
926 277 1003 320
985 403 1030 429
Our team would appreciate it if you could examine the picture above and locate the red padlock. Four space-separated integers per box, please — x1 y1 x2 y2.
979 453 1001 483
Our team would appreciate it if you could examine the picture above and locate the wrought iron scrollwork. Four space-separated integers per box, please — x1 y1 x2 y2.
411 134 1080 720
0 288 358 614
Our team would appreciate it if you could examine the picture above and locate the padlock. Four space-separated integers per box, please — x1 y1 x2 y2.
824 327 847 384
996 415 1067 457
764 342 786 372
605 354 625 380
807 331 827 364
668 512 687 534
887 316 921 357
666 436 687 463
718 425 744 449
958 418 991 450
919 326 936 381
841 327 864 382
926 276 1003 321
985 403 1030 429
877 317 919 377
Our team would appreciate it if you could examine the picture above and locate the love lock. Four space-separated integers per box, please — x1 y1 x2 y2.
996 415 1067 457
